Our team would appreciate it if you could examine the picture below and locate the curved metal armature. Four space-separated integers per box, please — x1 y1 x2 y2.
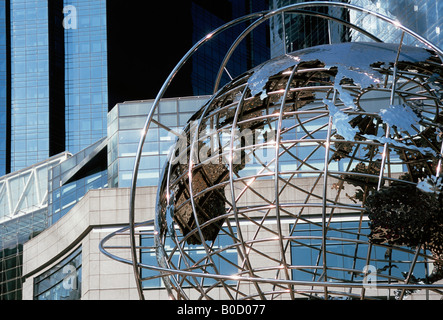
100 2 443 300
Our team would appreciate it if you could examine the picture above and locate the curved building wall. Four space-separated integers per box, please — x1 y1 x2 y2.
22 187 157 300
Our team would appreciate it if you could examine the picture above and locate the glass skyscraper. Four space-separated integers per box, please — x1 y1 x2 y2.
190 0 270 95
350 0 443 49
0 1 8 176
1 0 441 175
270 0 443 58
0 0 270 175
8 0 107 172
9 0 60 171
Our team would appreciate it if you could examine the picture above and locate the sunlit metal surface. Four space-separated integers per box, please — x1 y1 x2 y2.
100 2 443 300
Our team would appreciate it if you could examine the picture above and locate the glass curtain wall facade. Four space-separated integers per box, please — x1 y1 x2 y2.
270 0 350 57
108 96 210 189
350 0 443 49
265 0 437 293
270 0 443 58
0 1 8 176
6 0 108 172
190 0 270 96
10 0 51 171
64 0 108 155
0 153 68 300
33 245 81 300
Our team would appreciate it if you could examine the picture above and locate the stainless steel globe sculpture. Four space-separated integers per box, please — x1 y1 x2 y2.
100 2 443 300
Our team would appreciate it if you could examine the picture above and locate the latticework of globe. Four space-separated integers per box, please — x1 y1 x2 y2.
100 3 443 300
152 41 443 300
